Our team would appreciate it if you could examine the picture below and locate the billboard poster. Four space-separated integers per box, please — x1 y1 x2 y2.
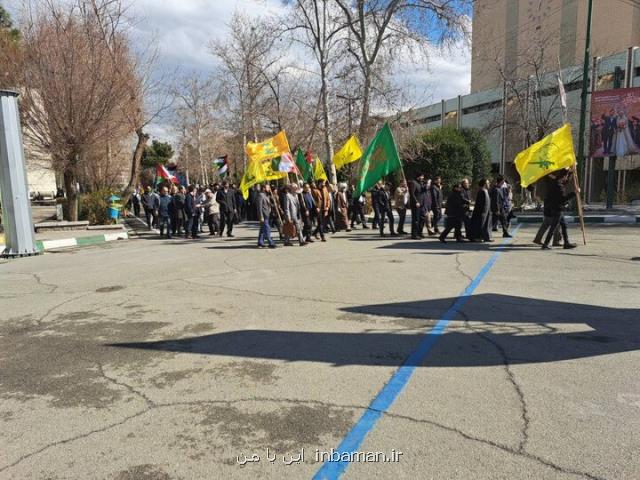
589 87 640 158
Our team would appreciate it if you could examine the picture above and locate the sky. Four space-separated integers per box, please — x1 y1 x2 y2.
4 0 471 142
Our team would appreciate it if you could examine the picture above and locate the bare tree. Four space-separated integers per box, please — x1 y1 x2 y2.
19 0 134 220
286 0 349 184
173 75 217 185
210 12 284 170
334 0 469 142
84 0 174 206
489 32 581 151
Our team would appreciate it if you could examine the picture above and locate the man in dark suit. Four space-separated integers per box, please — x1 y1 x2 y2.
216 181 237 237
408 173 424 239
439 182 468 243
542 170 577 250
420 180 433 236
469 179 491 242
376 182 396 237
184 185 200 239
430 175 443 234
460 178 472 239
601 109 617 154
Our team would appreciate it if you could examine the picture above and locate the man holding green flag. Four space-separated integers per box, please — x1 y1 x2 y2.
354 123 403 197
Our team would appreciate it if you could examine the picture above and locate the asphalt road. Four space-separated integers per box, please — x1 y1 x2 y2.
1 223 639 480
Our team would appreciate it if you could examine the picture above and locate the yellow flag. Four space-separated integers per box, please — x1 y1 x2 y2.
333 135 363 169
313 157 328 181
261 158 288 181
515 123 577 188
246 131 291 163
240 159 265 200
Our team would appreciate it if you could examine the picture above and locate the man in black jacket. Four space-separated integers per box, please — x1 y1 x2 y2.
408 174 424 239
439 182 468 243
376 182 396 237
542 171 577 250
216 181 237 237
460 178 472 239
184 185 200 239
430 176 443 234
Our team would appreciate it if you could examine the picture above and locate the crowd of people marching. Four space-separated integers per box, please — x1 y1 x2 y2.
127 169 578 250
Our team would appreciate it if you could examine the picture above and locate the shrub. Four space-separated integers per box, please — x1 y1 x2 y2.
460 128 492 184
403 127 473 192
79 189 112 225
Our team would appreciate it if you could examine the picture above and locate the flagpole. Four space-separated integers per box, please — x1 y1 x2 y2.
572 165 587 245
556 58 586 245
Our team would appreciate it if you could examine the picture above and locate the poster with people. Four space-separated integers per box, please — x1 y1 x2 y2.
590 87 640 157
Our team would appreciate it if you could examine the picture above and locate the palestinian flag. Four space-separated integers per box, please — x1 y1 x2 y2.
156 164 179 184
305 149 314 164
213 156 229 178
295 148 313 182
272 152 299 174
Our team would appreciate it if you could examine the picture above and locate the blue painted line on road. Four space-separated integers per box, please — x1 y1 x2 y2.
313 225 521 480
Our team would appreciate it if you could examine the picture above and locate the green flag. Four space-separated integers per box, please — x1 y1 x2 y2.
354 123 402 197
295 147 313 182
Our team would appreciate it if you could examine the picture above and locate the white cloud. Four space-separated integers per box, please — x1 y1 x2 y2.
128 0 288 74
6 0 471 139
390 41 471 111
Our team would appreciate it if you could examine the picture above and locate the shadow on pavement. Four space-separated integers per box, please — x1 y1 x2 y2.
109 294 640 367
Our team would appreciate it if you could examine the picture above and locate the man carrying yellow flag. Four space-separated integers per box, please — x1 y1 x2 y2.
514 123 576 187
515 123 586 249
333 135 363 169
246 131 291 163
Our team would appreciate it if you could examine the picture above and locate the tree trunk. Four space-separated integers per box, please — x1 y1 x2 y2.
320 63 337 185
121 128 149 207
63 168 78 221
358 69 372 143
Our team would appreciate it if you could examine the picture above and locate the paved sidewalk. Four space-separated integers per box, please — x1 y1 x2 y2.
0 228 128 253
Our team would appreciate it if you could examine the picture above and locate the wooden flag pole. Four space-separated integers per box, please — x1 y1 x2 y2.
558 57 586 245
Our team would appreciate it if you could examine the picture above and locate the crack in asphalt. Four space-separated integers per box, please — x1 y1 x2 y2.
34 292 94 327
0 394 361 474
454 253 474 284
0 389 605 480
184 278 357 307
0 408 150 474
6 272 60 294
459 309 531 453
384 411 606 480
93 362 156 408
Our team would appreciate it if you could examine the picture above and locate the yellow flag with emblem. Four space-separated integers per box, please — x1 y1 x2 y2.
246 131 291 163
333 135 363 169
515 124 577 188
313 157 328 181
261 158 288 181
240 158 265 200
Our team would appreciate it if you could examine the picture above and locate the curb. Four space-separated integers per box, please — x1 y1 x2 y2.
0 231 128 253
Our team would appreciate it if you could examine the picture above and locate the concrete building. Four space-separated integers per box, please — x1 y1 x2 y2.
396 47 640 203
471 0 640 92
